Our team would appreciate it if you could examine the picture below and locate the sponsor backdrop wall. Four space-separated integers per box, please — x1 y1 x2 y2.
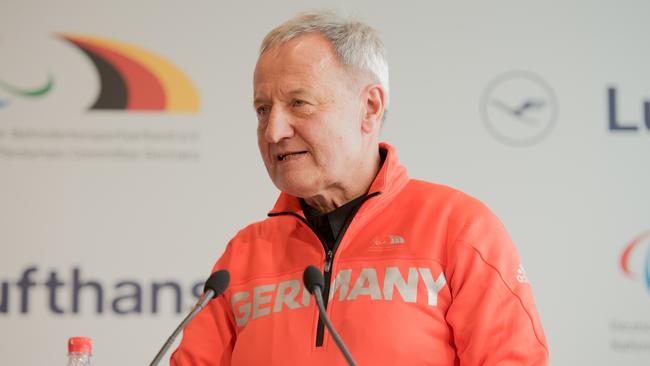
1 0 649 364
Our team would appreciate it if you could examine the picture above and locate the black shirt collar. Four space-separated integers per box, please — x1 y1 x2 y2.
300 194 367 251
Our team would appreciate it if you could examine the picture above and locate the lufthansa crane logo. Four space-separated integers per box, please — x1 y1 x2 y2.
480 71 558 147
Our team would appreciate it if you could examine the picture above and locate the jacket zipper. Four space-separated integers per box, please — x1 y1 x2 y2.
324 250 333 272
268 191 381 347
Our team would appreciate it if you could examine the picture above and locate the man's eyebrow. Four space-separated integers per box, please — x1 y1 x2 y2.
287 88 309 96
253 96 266 107
253 89 311 106
253 93 272 106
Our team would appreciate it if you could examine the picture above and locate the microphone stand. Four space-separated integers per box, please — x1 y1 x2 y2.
312 286 358 366
148 291 215 366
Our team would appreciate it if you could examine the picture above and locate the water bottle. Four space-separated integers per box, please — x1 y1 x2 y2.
67 337 92 366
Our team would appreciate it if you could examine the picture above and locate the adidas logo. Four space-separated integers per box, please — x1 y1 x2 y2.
516 264 529 284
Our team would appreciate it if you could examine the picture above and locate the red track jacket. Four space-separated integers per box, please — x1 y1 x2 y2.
171 143 549 365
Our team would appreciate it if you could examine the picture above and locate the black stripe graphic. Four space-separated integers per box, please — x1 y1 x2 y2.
75 47 128 110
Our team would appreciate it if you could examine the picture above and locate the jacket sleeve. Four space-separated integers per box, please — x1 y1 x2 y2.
170 246 237 366
444 203 549 365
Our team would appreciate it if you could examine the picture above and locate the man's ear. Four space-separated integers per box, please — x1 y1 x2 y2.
360 84 385 134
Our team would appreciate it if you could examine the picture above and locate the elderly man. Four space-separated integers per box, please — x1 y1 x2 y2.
172 11 549 366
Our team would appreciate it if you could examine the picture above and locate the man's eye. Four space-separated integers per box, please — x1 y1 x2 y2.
256 106 270 116
291 99 306 107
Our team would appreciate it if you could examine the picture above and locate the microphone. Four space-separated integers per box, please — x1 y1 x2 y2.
303 265 357 366
149 269 230 366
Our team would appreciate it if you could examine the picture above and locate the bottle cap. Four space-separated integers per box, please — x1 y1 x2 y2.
68 337 92 355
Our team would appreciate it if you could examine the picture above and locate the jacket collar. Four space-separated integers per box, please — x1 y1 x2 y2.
268 142 409 216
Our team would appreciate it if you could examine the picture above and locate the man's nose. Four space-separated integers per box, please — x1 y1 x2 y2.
264 107 294 143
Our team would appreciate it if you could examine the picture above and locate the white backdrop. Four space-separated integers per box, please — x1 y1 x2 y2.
1 0 649 364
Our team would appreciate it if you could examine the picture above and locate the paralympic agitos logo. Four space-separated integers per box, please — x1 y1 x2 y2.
0 75 53 109
619 230 650 293
0 33 199 112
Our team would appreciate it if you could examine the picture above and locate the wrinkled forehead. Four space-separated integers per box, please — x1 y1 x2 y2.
253 33 346 88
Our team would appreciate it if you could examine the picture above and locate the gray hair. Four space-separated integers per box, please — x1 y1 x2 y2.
259 10 390 110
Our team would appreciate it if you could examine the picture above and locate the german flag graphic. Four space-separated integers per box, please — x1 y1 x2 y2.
60 34 199 113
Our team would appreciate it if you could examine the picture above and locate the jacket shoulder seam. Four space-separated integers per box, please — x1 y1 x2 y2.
455 240 549 352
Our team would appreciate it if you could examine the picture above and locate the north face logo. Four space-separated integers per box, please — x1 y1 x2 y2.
373 235 405 246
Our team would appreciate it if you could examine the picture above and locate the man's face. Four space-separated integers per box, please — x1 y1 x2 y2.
253 33 367 199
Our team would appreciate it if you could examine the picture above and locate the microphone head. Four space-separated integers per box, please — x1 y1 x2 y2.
204 269 230 297
303 265 324 294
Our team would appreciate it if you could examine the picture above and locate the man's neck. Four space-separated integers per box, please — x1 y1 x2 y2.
303 149 382 213
303 189 367 214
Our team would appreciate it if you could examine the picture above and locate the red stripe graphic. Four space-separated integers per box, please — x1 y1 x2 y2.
620 230 650 278
68 38 166 110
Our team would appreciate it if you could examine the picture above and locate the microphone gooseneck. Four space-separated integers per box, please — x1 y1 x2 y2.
149 269 230 366
303 265 357 366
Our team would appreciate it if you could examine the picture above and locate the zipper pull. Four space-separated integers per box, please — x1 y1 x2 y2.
324 250 333 272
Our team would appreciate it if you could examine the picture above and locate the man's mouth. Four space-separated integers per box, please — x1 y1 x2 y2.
277 151 307 161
